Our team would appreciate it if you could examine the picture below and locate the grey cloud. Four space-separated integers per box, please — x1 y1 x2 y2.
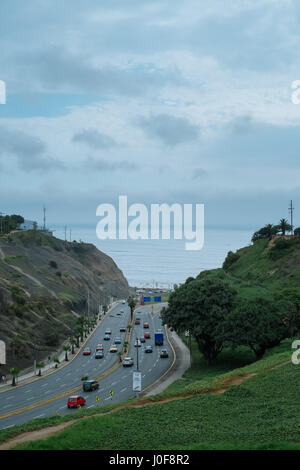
15 46 181 97
192 168 207 179
72 129 118 149
139 114 200 146
0 126 63 171
85 156 138 172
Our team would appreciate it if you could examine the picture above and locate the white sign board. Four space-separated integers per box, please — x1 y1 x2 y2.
185 330 190 337
0 340 6 364
133 371 142 392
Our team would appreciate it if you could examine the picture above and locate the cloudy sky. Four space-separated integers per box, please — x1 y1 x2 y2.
1 0 300 231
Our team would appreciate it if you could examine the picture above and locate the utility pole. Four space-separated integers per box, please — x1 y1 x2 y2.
43 205 46 231
289 200 294 234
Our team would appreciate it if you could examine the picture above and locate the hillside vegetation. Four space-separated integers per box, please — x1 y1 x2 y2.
0 230 129 372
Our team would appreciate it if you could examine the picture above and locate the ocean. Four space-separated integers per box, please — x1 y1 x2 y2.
52 225 253 288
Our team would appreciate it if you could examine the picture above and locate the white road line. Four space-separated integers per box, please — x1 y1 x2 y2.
24 389 32 393
33 414 45 419
4 396 14 400
120 388 127 393
41 383 48 387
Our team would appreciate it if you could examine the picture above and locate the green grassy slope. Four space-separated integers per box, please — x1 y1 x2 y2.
198 237 300 301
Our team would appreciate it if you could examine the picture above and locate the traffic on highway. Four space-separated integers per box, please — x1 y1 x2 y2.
0 301 173 430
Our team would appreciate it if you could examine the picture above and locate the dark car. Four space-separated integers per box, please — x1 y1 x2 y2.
105 328 112 335
140 337 146 343
120 326 126 332
145 345 153 353
82 380 99 392
144 332 151 339
143 322 150 329
95 350 104 359
135 318 141 325
160 349 169 358
104 334 110 341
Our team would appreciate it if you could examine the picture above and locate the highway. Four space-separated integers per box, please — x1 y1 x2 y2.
0 302 173 429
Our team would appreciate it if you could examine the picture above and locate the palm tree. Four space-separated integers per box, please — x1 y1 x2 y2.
36 362 44 376
53 357 60 369
127 296 136 322
70 337 77 355
278 218 292 235
63 345 70 361
10 367 19 386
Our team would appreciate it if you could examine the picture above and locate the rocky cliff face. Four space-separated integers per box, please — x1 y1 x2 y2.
0 230 129 372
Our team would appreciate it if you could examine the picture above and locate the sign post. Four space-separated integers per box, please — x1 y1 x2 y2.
133 370 142 396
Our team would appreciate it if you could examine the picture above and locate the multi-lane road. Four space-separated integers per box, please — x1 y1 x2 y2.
0 302 173 429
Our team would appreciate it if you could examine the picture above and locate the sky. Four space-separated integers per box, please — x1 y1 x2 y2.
1 0 300 233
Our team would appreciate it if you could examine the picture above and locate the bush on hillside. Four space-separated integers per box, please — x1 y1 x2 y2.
222 251 240 271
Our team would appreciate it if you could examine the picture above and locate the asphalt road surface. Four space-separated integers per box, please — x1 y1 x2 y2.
0 302 173 429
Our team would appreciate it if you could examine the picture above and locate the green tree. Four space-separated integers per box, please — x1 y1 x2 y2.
252 224 279 242
36 362 44 376
294 227 300 236
53 357 60 369
70 337 77 355
10 367 20 386
161 278 237 363
63 345 70 361
274 288 300 337
127 296 136 322
277 218 292 235
225 298 288 360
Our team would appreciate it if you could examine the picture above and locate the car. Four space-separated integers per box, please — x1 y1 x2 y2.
95 350 104 359
122 357 133 367
117 311 122 316
145 345 153 353
143 322 150 328
140 337 146 343
134 339 141 347
135 318 141 325
120 310 124 313
144 332 151 339
67 395 86 409
120 326 126 332
82 380 99 392
114 337 122 344
104 334 110 341
110 345 118 353
160 349 169 358
105 328 112 335
122 300 126 304
96 344 104 351
83 348 91 356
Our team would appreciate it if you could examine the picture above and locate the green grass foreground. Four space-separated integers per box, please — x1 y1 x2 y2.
4 339 299 451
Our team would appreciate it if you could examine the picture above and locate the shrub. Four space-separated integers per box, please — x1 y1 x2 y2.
49 260 58 269
222 251 240 271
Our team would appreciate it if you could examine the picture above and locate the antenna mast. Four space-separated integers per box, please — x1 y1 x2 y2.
288 200 294 234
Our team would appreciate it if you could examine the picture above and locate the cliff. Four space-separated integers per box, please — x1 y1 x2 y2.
0 230 129 372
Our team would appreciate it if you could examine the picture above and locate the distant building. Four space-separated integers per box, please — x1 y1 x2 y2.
18 219 53 236
19 219 36 230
